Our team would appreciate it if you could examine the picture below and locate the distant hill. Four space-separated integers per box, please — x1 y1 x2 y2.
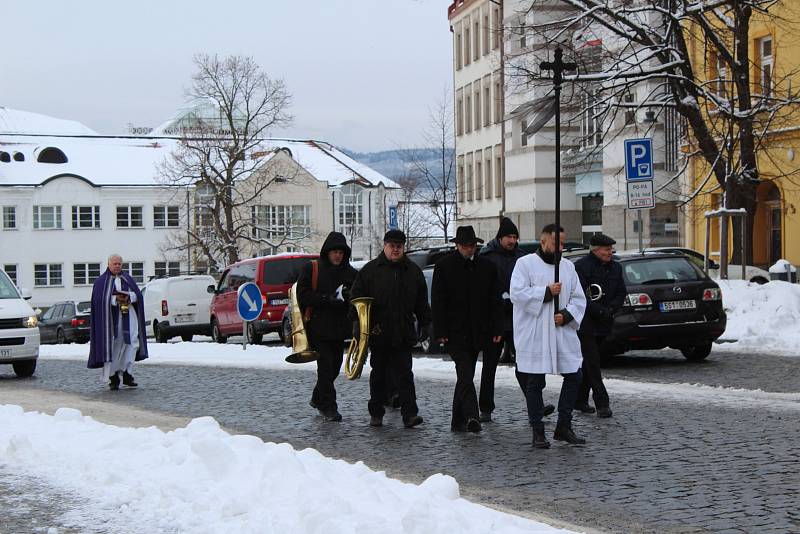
341 147 454 186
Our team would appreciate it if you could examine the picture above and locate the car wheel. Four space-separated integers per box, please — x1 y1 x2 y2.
153 322 168 343
247 322 263 344
56 329 66 345
211 319 227 344
280 318 292 347
681 343 712 361
750 276 769 285
13 359 36 378
181 334 193 342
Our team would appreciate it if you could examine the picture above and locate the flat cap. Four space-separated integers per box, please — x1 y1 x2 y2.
383 229 407 244
589 233 616 247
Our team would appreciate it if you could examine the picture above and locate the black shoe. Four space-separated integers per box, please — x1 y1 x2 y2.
324 411 342 422
498 354 511 364
391 393 401 409
554 424 586 445
451 423 466 432
574 403 596 414
403 415 423 428
596 406 613 418
370 416 383 427
309 400 318 410
478 412 492 423
543 404 556 417
109 374 120 391
532 426 550 449
122 372 137 387
466 418 482 433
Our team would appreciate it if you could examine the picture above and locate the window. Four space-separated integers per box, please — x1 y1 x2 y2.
71 206 100 229
338 185 363 229
33 205 62 230
582 88 602 147
758 36 773 97
121 262 145 284
483 12 490 56
624 92 636 125
582 195 603 226
194 206 214 237
2 206 15 229
466 153 474 202
36 147 68 164
154 261 181 278
495 147 503 198
465 91 472 133
457 156 465 203
519 24 526 49
464 19 471 65
474 84 481 131
117 206 143 228
715 54 728 99
494 77 502 124
73 263 101 285
483 79 491 127
252 205 311 239
154 205 180 228
484 151 493 200
456 89 464 136
455 29 463 70
475 158 483 200
34 263 62 286
3 264 17 286
492 6 501 50
521 119 529 147
473 17 480 59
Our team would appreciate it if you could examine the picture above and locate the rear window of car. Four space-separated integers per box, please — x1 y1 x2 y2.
262 258 312 285
77 301 91 313
623 257 703 285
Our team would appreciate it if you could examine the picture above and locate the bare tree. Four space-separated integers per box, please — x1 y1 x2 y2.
399 93 457 244
159 54 293 270
511 0 800 263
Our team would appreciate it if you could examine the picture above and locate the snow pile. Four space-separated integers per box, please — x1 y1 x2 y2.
0 405 575 534
717 280 800 355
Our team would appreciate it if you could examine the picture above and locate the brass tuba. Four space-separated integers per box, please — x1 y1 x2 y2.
344 297 373 380
284 282 318 364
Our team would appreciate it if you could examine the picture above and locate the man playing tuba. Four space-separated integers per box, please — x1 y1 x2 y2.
297 231 357 422
349 230 431 429
573 234 626 418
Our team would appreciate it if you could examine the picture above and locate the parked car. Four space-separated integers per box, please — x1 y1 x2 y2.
0 269 40 377
211 254 316 344
142 275 216 343
599 252 727 361
38 300 91 344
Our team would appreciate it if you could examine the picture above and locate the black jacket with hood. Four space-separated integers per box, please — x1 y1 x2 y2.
297 232 358 342
478 238 526 331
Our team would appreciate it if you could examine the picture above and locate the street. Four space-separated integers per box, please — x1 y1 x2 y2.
1 344 798 534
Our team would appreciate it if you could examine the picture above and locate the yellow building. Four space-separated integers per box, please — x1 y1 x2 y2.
684 6 800 268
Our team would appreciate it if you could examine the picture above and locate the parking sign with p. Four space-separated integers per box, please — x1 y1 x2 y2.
624 138 653 181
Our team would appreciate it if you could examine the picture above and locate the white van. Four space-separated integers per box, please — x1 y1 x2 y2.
142 275 216 342
0 269 40 377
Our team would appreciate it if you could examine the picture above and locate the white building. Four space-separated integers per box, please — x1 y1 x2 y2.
0 108 399 308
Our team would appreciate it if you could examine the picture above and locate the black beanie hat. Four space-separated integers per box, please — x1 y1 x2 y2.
496 217 519 239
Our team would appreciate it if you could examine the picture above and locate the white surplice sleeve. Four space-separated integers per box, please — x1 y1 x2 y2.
510 258 548 318
564 266 586 330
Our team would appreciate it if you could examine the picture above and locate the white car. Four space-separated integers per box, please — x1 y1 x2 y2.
0 269 40 377
142 275 216 343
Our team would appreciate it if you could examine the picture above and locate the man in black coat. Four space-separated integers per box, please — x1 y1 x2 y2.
573 234 626 418
433 226 503 432
349 229 431 429
297 231 358 422
478 217 554 422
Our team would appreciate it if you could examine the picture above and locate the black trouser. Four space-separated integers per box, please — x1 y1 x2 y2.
368 345 418 420
310 339 345 415
577 333 610 409
450 349 480 429
517 370 581 429
479 335 505 414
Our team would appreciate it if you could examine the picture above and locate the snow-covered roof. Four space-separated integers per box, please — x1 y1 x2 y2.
0 107 98 136
0 135 398 189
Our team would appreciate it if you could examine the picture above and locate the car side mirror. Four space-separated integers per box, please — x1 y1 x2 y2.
207 285 216 294
20 287 32 300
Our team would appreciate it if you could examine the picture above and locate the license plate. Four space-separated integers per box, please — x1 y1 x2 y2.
270 298 289 306
174 315 194 323
659 299 696 311
0 349 10 357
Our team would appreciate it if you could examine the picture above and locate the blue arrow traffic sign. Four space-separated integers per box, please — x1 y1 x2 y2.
237 282 263 322
624 138 654 181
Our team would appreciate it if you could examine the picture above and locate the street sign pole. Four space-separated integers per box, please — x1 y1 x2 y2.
242 320 248 351
624 138 655 253
237 282 263 352
637 210 643 253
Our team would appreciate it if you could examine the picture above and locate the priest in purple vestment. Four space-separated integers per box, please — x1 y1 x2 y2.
88 254 148 390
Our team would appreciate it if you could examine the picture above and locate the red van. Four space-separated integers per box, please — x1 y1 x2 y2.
209 254 316 343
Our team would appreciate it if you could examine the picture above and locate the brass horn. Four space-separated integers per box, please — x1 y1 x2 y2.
344 297 373 380
589 283 604 302
285 282 318 364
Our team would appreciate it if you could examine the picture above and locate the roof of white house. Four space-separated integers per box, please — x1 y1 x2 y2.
0 109 398 189
0 107 98 136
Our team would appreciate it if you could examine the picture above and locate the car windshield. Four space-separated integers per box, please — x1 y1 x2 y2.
623 257 703 285
0 270 20 299
77 301 91 313
262 258 312 285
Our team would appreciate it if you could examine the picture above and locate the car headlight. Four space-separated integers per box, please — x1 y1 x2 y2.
25 315 38 328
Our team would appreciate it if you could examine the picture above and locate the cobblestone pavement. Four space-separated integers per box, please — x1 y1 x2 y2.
1 348 799 534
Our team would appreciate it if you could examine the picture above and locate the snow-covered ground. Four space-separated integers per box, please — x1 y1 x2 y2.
715 279 800 356
0 405 577 534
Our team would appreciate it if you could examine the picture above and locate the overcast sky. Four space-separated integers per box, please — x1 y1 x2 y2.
0 0 453 152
